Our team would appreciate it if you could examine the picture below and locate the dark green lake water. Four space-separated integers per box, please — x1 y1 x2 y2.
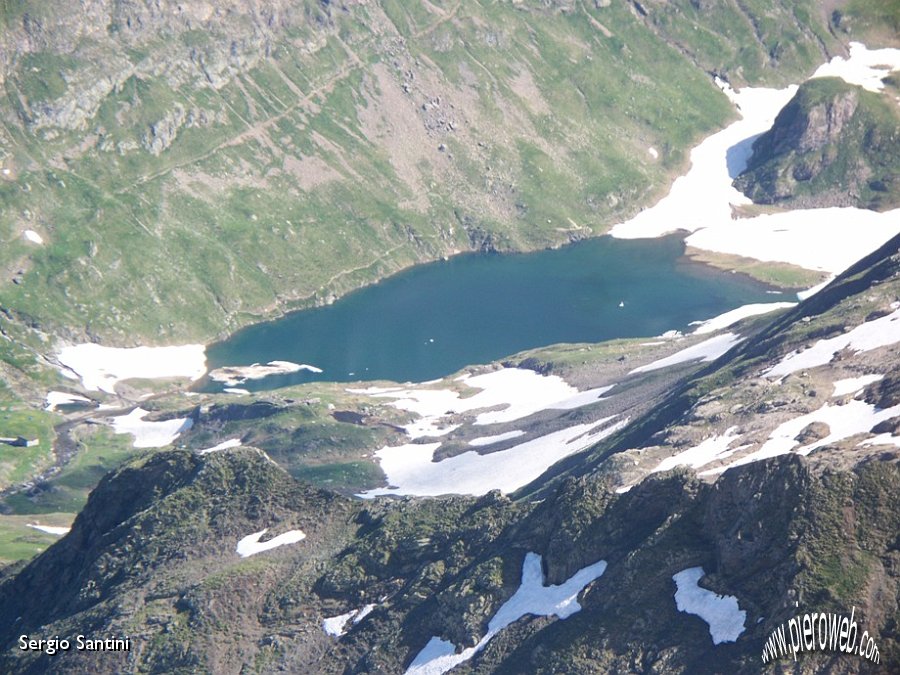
203 235 780 391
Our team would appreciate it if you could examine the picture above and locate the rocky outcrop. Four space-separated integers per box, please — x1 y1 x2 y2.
734 77 900 210
2 445 898 673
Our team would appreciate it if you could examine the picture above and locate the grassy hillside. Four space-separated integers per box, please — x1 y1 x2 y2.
0 0 845 348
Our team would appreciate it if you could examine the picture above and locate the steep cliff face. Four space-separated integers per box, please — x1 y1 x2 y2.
734 77 900 210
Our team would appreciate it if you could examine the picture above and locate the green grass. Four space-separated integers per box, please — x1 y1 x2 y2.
844 0 900 33
3 0 834 346
14 52 78 104
0 0 875 517
686 248 827 289
3 425 139 515
0 407 57 489
0 513 72 564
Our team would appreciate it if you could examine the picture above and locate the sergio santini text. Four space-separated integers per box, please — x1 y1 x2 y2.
18 634 131 654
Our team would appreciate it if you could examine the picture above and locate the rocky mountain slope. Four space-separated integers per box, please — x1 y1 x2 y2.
734 76 900 210
0 0 850 347
1 235 898 673
0 2 898 673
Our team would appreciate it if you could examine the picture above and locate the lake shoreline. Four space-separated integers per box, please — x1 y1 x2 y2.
198 234 784 391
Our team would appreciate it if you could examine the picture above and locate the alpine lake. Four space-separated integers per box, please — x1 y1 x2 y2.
201 234 784 392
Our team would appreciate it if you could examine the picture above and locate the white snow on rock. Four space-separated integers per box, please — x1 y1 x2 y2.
199 438 242 455
407 552 606 675
811 42 900 92
57 343 207 393
468 430 526 447
236 528 306 558
630 333 742 374
653 427 748 473
673 567 746 645
351 368 613 438
209 360 322 386
361 417 628 498
44 391 92 411
859 433 900 449
702 399 900 476
610 44 900 277
684 209 900 275
610 82 795 242
23 229 43 244
323 604 377 637
766 309 900 378
271 360 322 373
110 407 193 448
549 384 615 409
691 303 796 335
27 524 70 536
796 278 833 301
832 374 883 397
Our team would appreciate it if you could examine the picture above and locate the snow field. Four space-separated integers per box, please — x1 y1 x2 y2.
110 407 193 448
57 343 207 393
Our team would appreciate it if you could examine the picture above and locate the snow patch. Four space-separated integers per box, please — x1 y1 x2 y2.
23 229 43 244
209 360 322 387
673 567 746 644
323 604 377 637
684 209 900 275
766 309 900 377
609 83 796 241
236 528 306 558
27 524 70 536
610 45 900 276
653 427 747 473
630 333 741 374
407 552 606 675
811 42 900 92
468 430 526 446
361 417 628 498
859 433 900 449
549 384 615 409
691 303 796 335
110 407 192 448
702 399 900 475
832 374 883 397
44 391 92 411
199 438 242 455
797 278 833 301
57 343 207 394
351 369 614 438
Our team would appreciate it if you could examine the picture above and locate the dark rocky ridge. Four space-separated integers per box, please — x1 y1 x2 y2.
0 447 897 673
1 235 900 672
734 77 900 210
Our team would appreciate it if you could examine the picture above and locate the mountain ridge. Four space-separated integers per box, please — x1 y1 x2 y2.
1 232 899 673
